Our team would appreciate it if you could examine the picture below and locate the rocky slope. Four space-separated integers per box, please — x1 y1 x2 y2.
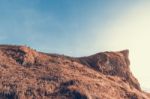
0 45 149 99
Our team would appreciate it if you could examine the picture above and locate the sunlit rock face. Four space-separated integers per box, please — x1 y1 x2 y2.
79 50 141 90
0 45 149 99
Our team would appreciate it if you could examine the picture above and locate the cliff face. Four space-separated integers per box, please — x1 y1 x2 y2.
0 45 149 99
78 50 140 90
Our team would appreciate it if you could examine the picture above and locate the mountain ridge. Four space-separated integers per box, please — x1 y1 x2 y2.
0 45 149 99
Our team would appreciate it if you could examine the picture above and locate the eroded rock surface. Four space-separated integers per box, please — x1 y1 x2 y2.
78 50 140 90
0 45 149 99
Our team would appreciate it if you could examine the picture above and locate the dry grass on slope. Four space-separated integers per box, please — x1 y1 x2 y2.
0 45 149 99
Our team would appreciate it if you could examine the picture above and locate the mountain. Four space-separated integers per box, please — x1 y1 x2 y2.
0 45 149 99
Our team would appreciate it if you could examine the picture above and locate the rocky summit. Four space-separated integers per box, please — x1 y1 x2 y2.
0 45 149 99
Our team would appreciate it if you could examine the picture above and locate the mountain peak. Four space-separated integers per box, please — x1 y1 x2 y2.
78 50 139 90
0 45 149 99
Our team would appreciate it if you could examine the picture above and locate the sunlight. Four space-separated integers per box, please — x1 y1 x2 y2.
104 2 150 89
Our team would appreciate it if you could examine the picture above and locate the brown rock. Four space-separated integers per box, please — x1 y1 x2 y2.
78 49 140 90
0 45 149 99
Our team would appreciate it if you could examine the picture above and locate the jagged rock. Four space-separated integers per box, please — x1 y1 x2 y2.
78 50 140 90
0 45 149 99
0 45 52 66
18 46 38 65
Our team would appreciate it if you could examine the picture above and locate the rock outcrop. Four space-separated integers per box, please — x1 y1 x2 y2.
0 45 149 99
78 50 140 90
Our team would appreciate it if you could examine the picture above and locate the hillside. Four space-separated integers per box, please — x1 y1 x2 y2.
0 45 149 99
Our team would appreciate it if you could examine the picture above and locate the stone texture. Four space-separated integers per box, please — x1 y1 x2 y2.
0 45 149 99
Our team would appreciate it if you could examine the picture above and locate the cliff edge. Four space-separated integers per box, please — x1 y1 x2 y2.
0 45 149 99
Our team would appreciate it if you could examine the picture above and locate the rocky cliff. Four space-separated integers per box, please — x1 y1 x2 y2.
0 45 149 99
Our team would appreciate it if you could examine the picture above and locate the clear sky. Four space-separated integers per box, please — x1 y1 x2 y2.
0 0 150 91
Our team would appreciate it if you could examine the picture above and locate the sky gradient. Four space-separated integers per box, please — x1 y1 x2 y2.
0 0 150 91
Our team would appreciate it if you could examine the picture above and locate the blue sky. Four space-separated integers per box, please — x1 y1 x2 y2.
0 0 136 55
0 0 150 91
